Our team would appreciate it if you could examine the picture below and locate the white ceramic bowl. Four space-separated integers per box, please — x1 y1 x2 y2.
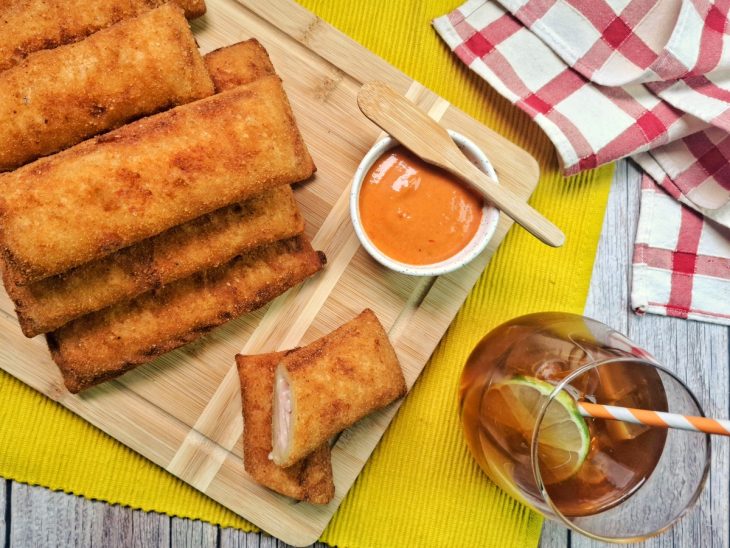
350 130 500 276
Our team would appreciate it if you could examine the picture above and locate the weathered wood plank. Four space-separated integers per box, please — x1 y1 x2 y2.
219 528 329 547
539 521 569 548
538 159 637 547
542 158 730 548
171 517 218 547
0 480 6 548
619 157 728 547
582 159 636 332
101 504 170 547
9 483 170 547
565 163 730 548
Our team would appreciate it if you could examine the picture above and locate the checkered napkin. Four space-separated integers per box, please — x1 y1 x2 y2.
433 0 730 325
633 173 730 324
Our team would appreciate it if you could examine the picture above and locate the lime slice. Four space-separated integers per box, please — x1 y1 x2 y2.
483 375 590 485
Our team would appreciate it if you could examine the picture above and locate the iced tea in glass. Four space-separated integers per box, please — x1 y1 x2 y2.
460 312 709 542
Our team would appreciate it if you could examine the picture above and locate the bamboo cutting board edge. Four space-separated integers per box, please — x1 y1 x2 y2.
0 0 541 545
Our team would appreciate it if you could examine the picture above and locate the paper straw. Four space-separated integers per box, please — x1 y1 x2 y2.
577 401 730 437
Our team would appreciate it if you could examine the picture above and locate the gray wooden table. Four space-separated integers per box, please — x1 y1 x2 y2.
1 160 728 547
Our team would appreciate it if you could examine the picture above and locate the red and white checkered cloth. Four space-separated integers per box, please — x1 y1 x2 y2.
434 0 730 325
634 173 730 324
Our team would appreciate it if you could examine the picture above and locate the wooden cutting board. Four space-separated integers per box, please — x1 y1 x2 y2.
0 0 540 545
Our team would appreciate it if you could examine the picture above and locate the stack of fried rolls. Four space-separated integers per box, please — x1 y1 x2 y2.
0 0 206 72
236 309 407 504
0 4 215 171
0 15 326 393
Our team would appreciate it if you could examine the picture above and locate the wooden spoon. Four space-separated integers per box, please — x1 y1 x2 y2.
357 81 565 248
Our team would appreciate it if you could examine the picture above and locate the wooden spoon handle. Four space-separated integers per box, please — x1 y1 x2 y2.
358 81 565 247
446 156 566 247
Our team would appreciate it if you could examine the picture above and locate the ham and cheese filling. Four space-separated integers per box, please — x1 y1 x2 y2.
270 366 292 463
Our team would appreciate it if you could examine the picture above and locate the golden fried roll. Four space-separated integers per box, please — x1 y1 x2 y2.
204 40 276 92
270 309 406 468
0 0 206 72
0 4 214 171
0 75 316 285
236 351 334 504
47 236 325 393
7 186 304 337
5 39 294 336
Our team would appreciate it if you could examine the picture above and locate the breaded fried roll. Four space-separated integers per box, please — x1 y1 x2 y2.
204 40 276 92
0 75 316 285
0 0 206 72
4 39 296 336
236 351 334 504
47 236 325 393
6 186 304 337
269 309 406 468
0 4 214 171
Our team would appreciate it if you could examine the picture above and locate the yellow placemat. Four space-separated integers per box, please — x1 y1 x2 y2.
0 1 613 547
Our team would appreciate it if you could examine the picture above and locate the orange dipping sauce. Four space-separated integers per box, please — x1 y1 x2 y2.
358 146 483 266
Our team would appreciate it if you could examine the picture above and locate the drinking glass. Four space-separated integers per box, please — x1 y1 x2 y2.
460 312 710 543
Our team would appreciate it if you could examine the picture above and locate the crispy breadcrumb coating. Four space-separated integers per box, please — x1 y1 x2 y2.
237 351 334 504
0 76 315 284
0 0 206 72
48 236 326 393
0 5 214 171
270 309 406 468
6 186 303 336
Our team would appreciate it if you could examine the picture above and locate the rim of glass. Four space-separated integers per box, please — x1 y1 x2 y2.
529 356 711 544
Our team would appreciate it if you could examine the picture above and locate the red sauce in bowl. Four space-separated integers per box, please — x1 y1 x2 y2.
358 146 483 266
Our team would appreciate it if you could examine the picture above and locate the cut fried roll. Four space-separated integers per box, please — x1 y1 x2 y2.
6 186 304 337
0 0 206 72
236 351 334 504
0 4 214 171
0 75 316 285
204 39 276 92
47 236 325 393
269 309 406 468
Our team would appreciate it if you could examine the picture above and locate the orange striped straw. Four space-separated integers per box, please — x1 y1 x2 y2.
577 402 730 437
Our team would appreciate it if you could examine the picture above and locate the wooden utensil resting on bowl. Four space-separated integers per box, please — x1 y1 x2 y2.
357 81 565 248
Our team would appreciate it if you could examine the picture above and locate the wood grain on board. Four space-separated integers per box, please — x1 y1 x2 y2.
0 0 539 545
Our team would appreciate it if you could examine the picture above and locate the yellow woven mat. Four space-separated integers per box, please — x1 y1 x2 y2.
0 1 613 547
